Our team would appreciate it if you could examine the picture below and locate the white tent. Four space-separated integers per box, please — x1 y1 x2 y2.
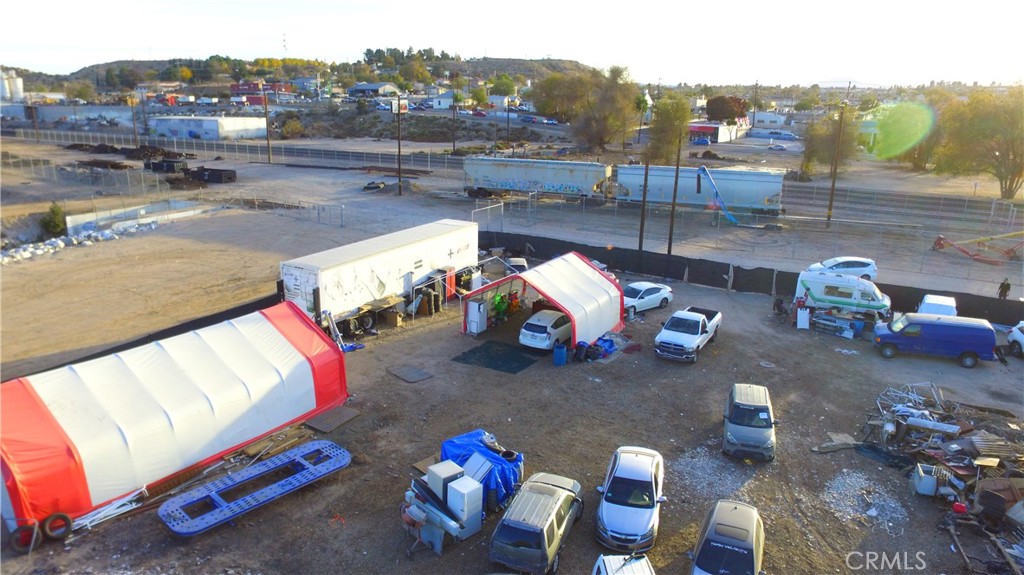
1 302 348 533
461 251 624 344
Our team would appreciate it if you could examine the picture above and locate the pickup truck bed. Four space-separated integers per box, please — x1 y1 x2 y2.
654 306 722 362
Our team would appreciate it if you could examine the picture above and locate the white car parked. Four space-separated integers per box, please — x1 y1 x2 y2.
806 256 878 280
595 446 666 553
518 309 572 351
622 282 673 316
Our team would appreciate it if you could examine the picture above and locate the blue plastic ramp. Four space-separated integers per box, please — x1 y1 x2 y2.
158 440 351 536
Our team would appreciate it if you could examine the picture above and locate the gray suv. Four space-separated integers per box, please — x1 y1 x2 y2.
489 472 584 574
722 383 778 461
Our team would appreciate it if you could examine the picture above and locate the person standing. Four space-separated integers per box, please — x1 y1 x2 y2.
998 278 1011 299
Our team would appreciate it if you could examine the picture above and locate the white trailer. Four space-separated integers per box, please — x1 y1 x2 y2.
279 219 479 333
614 164 785 215
463 157 612 199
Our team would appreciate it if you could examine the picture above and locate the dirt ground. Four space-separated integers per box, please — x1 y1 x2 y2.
1 139 1022 575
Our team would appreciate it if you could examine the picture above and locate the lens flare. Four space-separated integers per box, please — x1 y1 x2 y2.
875 102 935 159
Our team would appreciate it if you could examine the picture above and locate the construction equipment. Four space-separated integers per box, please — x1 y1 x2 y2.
932 231 1024 265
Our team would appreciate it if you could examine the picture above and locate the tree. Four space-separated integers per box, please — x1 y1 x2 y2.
645 93 692 166
874 88 956 170
489 74 515 97
568 67 638 151
65 80 97 102
281 118 304 139
104 68 117 88
40 202 67 237
800 103 858 174
933 88 1024 199
179 66 193 84
117 67 142 89
706 95 747 123
470 87 488 108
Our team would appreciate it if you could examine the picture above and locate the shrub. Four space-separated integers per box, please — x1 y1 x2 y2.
40 202 67 237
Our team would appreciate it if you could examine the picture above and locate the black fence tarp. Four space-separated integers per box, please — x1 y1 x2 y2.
687 259 731 290
732 266 776 296
479 232 1023 325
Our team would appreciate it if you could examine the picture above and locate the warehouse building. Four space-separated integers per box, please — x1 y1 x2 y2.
148 116 267 140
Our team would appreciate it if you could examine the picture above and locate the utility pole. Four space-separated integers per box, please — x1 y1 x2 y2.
667 127 683 256
825 102 847 228
396 97 403 196
637 156 651 274
262 84 272 163
751 81 758 130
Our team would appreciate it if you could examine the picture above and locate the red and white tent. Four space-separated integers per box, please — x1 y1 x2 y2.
461 251 624 344
1 302 347 532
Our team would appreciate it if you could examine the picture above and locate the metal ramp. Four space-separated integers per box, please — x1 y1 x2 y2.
158 440 351 536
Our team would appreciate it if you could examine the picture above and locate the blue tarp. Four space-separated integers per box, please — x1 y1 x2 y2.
440 429 523 512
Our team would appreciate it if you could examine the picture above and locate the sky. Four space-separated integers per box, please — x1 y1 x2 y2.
3 0 1021 89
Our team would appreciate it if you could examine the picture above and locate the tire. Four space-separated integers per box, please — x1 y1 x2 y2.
658 298 669 309
710 329 718 343
9 525 42 554
357 313 376 331
861 274 871 280
1011 341 1023 358
549 553 560 574
880 344 897 359
41 513 72 540
626 306 636 317
959 353 978 368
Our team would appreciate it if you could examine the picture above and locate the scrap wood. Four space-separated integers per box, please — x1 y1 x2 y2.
240 426 314 459
989 531 1024 575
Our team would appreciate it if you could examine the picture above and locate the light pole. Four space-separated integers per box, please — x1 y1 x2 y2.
667 127 683 256
396 96 403 196
262 84 272 163
506 98 510 144
825 102 847 229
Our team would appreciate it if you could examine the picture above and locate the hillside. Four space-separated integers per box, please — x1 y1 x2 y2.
1 57 597 91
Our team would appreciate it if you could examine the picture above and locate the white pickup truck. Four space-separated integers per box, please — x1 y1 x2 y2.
654 306 722 362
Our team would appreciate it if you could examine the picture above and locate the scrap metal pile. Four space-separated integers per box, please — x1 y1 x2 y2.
865 383 1024 574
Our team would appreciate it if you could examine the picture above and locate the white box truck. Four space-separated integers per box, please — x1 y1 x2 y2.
279 219 478 334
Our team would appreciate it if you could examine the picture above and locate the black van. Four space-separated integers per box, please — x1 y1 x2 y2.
873 313 999 368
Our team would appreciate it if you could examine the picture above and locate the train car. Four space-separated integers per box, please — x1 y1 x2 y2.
463 157 612 199
613 164 785 215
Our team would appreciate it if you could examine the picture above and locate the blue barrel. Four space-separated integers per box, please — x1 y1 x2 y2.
553 344 567 366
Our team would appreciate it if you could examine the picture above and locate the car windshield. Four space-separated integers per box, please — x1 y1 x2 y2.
603 476 655 508
663 316 700 335
623 285 643 299
493 523 542 550
695 539 755 575
728 404 772 429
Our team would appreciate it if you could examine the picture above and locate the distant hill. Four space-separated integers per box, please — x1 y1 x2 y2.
455 57 596 80
2 57 597 90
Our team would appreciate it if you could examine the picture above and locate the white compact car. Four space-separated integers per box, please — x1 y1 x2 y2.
622 282 673 316
519 309 572 351
806 256 878 280
595 446 666 552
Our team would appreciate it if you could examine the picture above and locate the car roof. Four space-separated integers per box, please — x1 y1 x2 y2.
626 281 666 291
821 256 873 266
731 383 771 407
502 473 579 528
526 309 566 325
899 313 992 328
612 446 662 480
707 499 761 547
